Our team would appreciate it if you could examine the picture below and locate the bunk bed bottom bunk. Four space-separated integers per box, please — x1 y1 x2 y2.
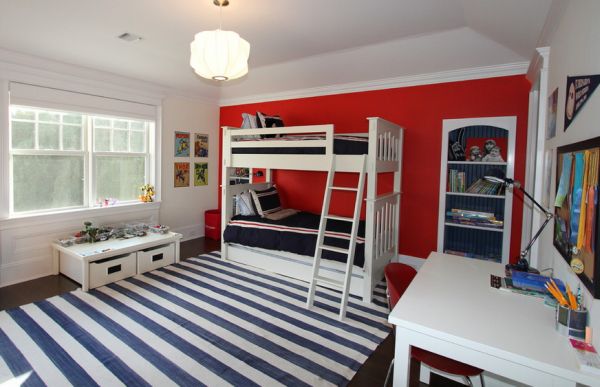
222 212 366 268
222 243 368 299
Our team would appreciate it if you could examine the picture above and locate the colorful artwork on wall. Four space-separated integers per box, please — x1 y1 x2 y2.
194 162 208 186
174 162 190 187
175 131 190 157
194 133 208 157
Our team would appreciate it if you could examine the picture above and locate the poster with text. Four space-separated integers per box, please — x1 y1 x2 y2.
174 131 190 157
194 133 209 157
564 74 600 131
194 162 208 186
174 162 190 187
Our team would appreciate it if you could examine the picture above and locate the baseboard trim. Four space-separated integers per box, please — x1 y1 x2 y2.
171 224 203 242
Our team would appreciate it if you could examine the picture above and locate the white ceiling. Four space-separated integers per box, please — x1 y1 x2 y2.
0 0 554 102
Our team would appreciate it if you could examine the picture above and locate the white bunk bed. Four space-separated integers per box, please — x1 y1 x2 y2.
221 117 403 302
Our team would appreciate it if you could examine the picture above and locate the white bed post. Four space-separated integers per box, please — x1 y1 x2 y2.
221 126 233 260
363 118 379 302
394 128 403 258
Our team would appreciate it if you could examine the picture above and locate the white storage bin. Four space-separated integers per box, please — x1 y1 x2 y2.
89 252 136 289
137 243 175 273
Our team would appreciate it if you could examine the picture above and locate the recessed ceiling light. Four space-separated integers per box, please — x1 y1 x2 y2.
117 32 143 42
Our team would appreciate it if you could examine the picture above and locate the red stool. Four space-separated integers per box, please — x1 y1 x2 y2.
204 209 221 240
384 263 484 387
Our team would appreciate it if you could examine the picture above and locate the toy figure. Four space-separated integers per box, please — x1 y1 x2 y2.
468 145 482 161
484 139 497 156
482 145 504 162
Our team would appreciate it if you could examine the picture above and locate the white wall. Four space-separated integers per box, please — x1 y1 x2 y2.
159 95 220 241
537 0 600 347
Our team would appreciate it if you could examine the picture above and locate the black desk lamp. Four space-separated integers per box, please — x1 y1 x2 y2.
484 175 553 273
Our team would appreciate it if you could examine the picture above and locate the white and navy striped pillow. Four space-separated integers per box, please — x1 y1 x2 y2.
250 186 282 216
235 191 257 216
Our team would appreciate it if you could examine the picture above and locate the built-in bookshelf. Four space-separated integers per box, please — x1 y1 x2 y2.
229 167 250 185
438 117 516 264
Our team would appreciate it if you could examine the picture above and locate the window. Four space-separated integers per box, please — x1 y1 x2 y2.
9 105 154 214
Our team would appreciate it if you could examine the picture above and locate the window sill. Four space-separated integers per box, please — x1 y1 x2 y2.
0 201 161 231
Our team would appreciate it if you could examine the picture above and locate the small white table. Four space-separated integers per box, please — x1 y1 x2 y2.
52 232 182 291
388 252 599 387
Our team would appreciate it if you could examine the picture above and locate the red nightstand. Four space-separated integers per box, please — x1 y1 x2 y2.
204 209 221 240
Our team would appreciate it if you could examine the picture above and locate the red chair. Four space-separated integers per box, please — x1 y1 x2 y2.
384 263 485 387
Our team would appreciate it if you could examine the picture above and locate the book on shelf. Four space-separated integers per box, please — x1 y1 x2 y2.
447 169 466 193
465 178 504 195
445 249 500 262
446 208 503 228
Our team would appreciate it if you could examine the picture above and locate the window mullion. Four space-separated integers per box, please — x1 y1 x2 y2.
146 122 150 185
34 111 39 150
59 113 64 151
86 116 93 208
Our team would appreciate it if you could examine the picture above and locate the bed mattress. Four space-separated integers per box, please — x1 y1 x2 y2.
223 211 365 268
231 135 368 155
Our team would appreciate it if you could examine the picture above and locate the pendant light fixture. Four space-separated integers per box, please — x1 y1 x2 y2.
190 0 250 81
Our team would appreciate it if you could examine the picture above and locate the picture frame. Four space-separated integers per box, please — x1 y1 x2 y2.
546 87 558 140
174 131 190 157
174 162 190 187
194 133 208 158
194 162 208 186
553 136 600 298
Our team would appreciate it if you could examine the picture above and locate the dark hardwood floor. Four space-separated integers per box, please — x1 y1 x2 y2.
0 237 458 386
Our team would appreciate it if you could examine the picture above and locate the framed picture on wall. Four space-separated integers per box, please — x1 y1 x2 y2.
174 131 190 157
194 162 208 186
546 87 558 139
554 136 600 298
174 162 190 187
194 133 208 157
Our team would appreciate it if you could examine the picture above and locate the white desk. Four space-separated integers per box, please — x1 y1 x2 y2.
388 252 599 387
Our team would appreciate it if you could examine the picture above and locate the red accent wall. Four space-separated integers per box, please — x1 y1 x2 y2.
219 75 530 261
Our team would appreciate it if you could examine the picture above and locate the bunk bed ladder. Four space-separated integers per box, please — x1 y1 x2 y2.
306 154 367 320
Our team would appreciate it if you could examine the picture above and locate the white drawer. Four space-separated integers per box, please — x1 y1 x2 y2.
89 252 136 289
137 243 175 273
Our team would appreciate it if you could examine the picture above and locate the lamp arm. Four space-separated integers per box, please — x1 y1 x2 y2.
515 184 552 217
514 184 553 260
519 215 552 260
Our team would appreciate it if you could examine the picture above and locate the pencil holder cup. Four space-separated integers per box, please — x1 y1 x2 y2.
555 304 587 339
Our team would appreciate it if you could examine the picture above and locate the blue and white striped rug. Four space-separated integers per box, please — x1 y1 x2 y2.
0 252 390 386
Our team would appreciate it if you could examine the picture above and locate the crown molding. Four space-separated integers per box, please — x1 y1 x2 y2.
0 48 169 104
527 47 550 84
0 48 221 105
219 62 529 107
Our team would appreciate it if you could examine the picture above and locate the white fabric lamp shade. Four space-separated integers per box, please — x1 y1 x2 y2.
190 29 250 81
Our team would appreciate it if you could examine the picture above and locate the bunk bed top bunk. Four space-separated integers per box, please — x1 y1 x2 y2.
222 117 402 173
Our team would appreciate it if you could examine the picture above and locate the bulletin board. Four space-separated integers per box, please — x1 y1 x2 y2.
554 136 600 298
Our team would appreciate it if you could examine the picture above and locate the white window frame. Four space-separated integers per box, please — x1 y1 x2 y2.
90 117 153 205
0 80 162 223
